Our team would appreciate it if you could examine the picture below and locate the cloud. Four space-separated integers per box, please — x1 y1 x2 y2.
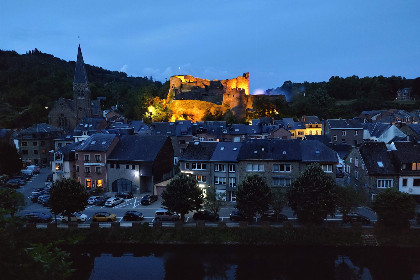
119 64 128 73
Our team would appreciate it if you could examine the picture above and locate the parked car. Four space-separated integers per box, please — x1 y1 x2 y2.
229 210 246 221
27 165 40 174
59 212 88 223
46 174 53 182
116 192 134 199
88 196 101 205
95 196 112 206
37 194 50 206
193 210 219 222
342 213 371 225
260 210 288 222
23 211 52 223
154 209 179 221
92 212 117 222
6 178 22 188
123 211 144 221
105 197 124 207
141 194 158 205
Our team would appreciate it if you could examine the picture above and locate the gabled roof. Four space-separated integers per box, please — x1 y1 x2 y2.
74 44 88 84
238 139 302 161
150 122 176 136
363 122 391 138
108 135 170 162
358 142 396 175
300 140 338 163
326 119 363 129
74 118 106 133
16 123 63 137
180 142 218 161
301 115 321 124
392 141 420 163
76 133 117 152
407 123 420 136
57 141 82 161
304 135 331 146
210 142 242 162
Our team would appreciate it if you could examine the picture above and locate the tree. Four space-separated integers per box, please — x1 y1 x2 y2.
203 185 225 214
236 174 272 220
0 142 22 176
372 188 416 228
336 185 361 217
0 188 25 217
49 178 89 222
161 174 204 222
287 164 337 224
271 187 287 215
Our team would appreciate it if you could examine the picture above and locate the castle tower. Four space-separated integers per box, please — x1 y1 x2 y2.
73 44 91 123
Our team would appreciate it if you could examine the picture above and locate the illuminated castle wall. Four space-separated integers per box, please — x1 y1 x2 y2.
168 73 252 119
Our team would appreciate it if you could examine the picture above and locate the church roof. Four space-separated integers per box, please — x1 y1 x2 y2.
74 44 88 84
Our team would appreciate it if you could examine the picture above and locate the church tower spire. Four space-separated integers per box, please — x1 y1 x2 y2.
73 44 91 123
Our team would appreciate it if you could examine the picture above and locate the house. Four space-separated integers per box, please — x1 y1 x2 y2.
193 121 228 142
345 142 398 200
301 115 323 136
363 122 407 143
210 142 242 201
179 141 218 192
268 127 292 140
107 135 174 194
396 88 412 101
73 118 108 142
54 134 75 152
14 123 63 167
52 142 81 182
324 119 364 146
399 123 420 142
75 134 119 190
390 142 420 197
281 118 307 139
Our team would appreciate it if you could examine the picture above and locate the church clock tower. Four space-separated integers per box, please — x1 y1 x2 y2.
73 44 92 123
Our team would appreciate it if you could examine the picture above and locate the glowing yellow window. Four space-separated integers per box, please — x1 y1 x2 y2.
86 179 92 188
97 180 103 188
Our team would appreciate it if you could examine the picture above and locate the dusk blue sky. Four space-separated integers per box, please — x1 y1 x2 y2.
1 0 419 93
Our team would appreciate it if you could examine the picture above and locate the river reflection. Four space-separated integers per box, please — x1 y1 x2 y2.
67 245 420 280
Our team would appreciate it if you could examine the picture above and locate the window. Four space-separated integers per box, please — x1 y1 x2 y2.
110 163 114 168
33 141 38 146
377 179 393 188
342 131 346 136
333 135 337 141
322 165 333 173
196 175 207 183
414 179 420 187
95 166 101 174
132 165 136 170
229 177 236 188
126 164 129 169
22 150 28 155
33 150 38 155
355 130 358 136
246 164 264 172
76 165 79 172
41 141 45 146
199 137 205 142
354 170 358 179
179 139 186 145
273 164 292 172
215 164 226 172
349 158 352 163
298 131 304 136
75 153 79 160
186 163 190 169
346 165 351 173
41 149 46 154
85 167 91 174
402 179 408 187
84 154 90 162
95 154 101 162
214 176 226 185
86 179 92 188
22 141 27 146
412 163 420 171
97 179 103 188
355 158 359 167
229 164 236 172
192 163 206 170
273 178 292 187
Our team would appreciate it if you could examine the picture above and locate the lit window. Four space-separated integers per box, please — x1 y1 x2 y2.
86 179 92 188
97 180 103 188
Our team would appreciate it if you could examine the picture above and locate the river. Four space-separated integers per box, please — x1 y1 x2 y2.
67 244 420 280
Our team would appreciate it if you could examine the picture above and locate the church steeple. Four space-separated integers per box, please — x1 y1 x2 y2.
74 44 88 84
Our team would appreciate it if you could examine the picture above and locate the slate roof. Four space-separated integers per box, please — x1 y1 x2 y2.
330 144 352 161
238 139 302 161
107 135 169 162
229 124 249 135
180 142 218 161
210 142 242 162
326 119 363 129
304 135 331 146
392 142 420 164
407 124 420 136
301 115 321 124
57 141 82 161
150 122 176 136
16 123 63 138
300 140 338 163
74 44 88 84
358 142 396 175
363 123 391 138
74 118 106 133
76 134 117 152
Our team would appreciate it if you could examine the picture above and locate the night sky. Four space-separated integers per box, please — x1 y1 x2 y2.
1 0 419 93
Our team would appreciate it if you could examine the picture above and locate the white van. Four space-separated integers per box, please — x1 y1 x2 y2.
21 169 33 176
27 165 40 174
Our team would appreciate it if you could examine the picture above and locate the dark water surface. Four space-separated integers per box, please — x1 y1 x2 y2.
68 245 420 280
